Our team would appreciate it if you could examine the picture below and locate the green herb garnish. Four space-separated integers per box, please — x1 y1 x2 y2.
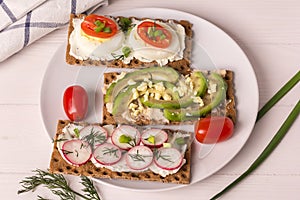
119 134 132 143
103 26 112 33
18 169 102 200
175 137 185 145
74 128 80 138
210 70 300 200
52 138 67 143
155 150 174 163
122 46 131 58
111 46 131 60
62 149 73 155
102 147 120 158
147 135 155 144
128 150 152 162
81 127 107 149
118 17 132 32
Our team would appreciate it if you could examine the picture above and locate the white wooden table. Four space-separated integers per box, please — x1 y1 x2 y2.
0 1 299 199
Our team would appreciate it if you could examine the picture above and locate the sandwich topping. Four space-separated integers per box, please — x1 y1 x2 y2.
104 66 228 124
69 15 186 66
56 122 192 177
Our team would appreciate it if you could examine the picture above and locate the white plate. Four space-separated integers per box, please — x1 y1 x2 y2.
40 8 259 192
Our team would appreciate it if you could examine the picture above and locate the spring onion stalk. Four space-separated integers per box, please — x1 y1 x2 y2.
256 70 300 121
210 70 300 200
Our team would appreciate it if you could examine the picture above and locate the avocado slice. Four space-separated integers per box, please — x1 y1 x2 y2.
112 83 140 115
104 82 116 103
106 66 180 103
163 73 227 121
191 71 207 97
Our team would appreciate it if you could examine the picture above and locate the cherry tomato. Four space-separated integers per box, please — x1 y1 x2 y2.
63 85 88 121
194 117 234 144
81 14 117 38
137 21 172 48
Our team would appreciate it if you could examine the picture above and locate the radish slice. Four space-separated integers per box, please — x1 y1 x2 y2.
111 125 141 150
79 125 108 149
93 143 122 166
154 147 183 170
61 139 92 166
126 145 153 170
141 129 168 148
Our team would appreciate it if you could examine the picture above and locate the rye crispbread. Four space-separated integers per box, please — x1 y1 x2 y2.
102 69 236 125
49 120 192 184
65 14 192 70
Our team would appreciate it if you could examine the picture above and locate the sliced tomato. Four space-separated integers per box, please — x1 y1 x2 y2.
81 14 118 38
63 85 88 121
194 117 234 144
137 21 172 48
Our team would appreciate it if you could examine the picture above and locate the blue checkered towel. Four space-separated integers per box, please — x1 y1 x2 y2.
0 0 108 62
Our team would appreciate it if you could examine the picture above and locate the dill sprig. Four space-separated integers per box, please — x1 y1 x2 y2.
81 127 106 149
102 147 120 158
18 169 102 200
80 176 101 200
155 150 174 163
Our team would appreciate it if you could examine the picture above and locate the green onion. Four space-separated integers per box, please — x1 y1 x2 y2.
94 20 102 27
210 70 300 200
122 46 131 58
103 27 112 33
94 27 102 33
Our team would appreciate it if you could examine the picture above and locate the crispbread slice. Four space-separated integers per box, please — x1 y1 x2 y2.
66 14 192 71
102 70 236 125
49 120 192 184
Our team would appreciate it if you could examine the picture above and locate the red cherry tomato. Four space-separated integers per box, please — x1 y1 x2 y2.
194 117 234 144
63 85 88 121
137 21 172 48
81 14 117 38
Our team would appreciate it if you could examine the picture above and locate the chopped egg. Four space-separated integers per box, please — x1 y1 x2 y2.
154 82 165 92
163 93 172 101
137 82 148 92
192 96 204 106
132 88 139 100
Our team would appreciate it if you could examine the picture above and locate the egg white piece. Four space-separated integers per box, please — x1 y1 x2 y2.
69 18 125 61
125 19 186 66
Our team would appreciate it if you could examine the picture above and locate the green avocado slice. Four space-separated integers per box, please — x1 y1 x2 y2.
105 66 180 103
104 82 116 103
112 83 140 115
163 73 227 121
191 71 207 97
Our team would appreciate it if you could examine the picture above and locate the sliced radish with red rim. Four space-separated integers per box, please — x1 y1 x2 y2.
141 128 168 148
61 139 92 166
79 125 108 149
154 147 183 170
93 143 122 166
111 125 141 150
126 145 153 170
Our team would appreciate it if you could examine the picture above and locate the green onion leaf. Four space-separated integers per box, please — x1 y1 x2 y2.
122 46 131 58
154 29 163 37
94 27 102 33
103 27 112 33
119 134 132 143
94 20 102 27
210 70 300 200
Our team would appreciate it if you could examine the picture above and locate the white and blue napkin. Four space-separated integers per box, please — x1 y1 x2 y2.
0 0 108 62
